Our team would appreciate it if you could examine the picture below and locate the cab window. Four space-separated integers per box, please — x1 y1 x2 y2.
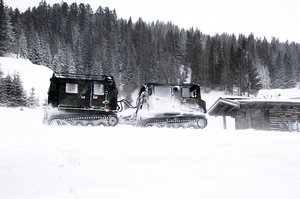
181 87 190 98
182 87 197 98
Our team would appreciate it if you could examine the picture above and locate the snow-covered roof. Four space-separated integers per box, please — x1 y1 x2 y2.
208 97 300 117
208 97 240 117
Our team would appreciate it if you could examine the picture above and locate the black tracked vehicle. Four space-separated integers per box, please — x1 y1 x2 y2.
43 73 119 126
135 83 207 129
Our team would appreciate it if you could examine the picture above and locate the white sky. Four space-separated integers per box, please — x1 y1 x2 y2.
6 0 300 43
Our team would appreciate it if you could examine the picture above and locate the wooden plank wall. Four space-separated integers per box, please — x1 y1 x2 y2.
269 106 300 131
235 108 269 130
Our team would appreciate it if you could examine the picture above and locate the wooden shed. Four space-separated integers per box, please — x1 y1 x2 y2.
208 97 300 131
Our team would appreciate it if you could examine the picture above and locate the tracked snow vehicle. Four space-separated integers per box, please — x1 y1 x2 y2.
135 83 207 129
43 73 119 126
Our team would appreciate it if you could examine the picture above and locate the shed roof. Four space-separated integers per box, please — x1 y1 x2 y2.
208 97 300 117
208 97 240 117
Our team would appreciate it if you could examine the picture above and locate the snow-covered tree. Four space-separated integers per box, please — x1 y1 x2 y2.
39 36 52 66
0 66 5 106
0 3 15 55
28 32 43 65
256 62 271 89
17 29 28 58
246 56 262 96
283 52 296 88
11 72 27 107
273 52 285 88
2 74 13 106
27 87 39 108
0 72 27 107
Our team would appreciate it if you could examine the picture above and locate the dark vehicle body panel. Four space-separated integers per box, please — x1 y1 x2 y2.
44 73 118 126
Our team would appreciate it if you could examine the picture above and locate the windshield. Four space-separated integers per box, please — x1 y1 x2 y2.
181 87 190 98
154 86 171 97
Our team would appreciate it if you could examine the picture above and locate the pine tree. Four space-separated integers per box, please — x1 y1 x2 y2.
185 29 203 85
119 18 138 100
150 21 165 84
0 66 5 106
295 49 300 82
28 32 43 65
208 36 223 89
27 87 39 108
283 52 296 88
0 2 15 56
273 52 285 88
134 18 151 84
3 74 13 106
0 72 27 107
227 35 238 94
256 62 271 89
234 35 260 96
220 38 231 93
17 29 28 58
11 72 27 107
39 36 52 66
245 56 262 96
52 39 67 73
0 1 5 55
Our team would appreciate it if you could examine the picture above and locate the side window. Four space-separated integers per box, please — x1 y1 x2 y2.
65 83 78 94
93 83 104 95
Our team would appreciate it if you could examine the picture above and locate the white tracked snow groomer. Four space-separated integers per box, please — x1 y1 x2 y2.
134 83 207 129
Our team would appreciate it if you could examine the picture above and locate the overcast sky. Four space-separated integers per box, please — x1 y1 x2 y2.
6 0 300 43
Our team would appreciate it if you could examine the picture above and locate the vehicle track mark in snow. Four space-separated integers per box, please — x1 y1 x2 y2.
54 149 82 199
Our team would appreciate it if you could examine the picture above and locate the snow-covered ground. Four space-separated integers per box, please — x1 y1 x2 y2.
1 107 300 199
1 56 300 199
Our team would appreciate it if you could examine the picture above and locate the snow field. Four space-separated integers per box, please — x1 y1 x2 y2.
1 108 300 199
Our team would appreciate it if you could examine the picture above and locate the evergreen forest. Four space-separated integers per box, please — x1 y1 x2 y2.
1 0 300 100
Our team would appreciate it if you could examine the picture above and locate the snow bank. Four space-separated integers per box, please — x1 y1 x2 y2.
257 87 300 100
0 56 53 103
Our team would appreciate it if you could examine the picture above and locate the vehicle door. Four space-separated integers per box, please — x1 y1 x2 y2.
91 82 106 108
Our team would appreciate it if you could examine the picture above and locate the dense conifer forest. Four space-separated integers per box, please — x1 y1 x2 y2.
1 0 300 101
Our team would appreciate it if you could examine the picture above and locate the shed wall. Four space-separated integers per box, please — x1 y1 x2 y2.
235 108 269 130
269 106 300 131
235 104 300 131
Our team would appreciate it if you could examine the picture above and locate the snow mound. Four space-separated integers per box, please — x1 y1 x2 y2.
0 56 53 103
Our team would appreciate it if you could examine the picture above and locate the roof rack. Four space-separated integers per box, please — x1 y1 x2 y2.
53 73 114 81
